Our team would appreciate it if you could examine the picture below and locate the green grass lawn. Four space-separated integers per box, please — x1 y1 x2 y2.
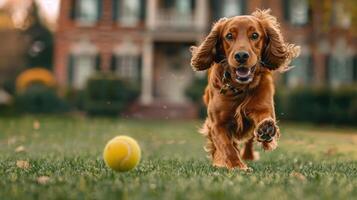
0 116 356 200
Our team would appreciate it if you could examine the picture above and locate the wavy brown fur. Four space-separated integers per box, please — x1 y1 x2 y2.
252 9 300 71
190 9 300 170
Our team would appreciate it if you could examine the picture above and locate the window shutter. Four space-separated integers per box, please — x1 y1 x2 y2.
304 0 310 26
97 0 103 21
116 56 122 77
212 0 222 20
68 54 74 85
163 0 174 9
325 54 331 84
138 55 142 83
240 0 247 14
191 0 196 10
112 0 119 21
307 55 314 83
112 55 122 78
283 0 291 22
69 0 77 19
110 54 117 71
96 54 101 71
140 0 146 21
353 56 357 81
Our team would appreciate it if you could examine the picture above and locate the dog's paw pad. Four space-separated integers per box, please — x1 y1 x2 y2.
256 119 277 142
262 139 278 151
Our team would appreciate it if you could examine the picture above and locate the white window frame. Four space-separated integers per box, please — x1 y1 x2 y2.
221 0 244 17
289 0 309 25
332 1 351 29
70 39 98 89
328 55 354 87
113 41 141 82
76 0 99 26
115 55 140 81
73 54 96 89
175 0 193 27
117 0 141 27
328 39 354 87
286 54 311 87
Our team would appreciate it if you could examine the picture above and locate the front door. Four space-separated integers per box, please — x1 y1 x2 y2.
154 42 193 104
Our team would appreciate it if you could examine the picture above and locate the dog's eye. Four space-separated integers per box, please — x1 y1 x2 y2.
251 32 259 40
225 33 233 40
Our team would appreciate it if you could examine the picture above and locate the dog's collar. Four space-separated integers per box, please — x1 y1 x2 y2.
219 69 244 96
219 61 263 96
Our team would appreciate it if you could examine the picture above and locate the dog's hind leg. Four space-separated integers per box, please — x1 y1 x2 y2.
241 138 260 161
200 119 225 167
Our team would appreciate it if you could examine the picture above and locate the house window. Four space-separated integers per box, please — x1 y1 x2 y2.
330 56 353 86
111 55 141 82
68 39 100 89
332 1 351 29
211 0 245 19
113 0 142 26
327 38 354 87
353 56 357 82
155 0 195 28
176 0 194 27
283 0 309 26
286 54 313 87
327 55 354 87
176 0 193 14
68 54 99 89
74 55 96 89
71 0 101 25
160 0 194 9
222 0 245 17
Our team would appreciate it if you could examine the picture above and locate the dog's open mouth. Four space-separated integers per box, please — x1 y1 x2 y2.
235 66 256 84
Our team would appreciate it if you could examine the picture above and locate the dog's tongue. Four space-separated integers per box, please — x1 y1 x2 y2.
236 67 250 78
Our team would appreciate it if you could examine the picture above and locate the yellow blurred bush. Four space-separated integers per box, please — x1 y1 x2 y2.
16 68 56 92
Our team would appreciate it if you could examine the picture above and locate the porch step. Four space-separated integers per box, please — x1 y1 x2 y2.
123 101 198 119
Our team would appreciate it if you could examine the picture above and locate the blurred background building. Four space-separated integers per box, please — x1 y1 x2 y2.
0 0 356 121
53 0 356 117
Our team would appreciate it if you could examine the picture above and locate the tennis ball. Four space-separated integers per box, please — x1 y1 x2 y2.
103 136 141 172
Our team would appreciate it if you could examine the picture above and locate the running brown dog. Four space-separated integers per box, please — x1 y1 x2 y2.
190 9 300 170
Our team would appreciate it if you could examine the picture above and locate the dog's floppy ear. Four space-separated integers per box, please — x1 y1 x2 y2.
252 9 300 71
190 18 228 71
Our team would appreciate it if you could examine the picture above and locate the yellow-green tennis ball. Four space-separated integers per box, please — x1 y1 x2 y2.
103 136 141 172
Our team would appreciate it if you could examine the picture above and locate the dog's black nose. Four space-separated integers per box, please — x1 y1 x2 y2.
234 51 250 63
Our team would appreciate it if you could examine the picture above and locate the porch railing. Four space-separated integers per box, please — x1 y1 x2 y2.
154 9 195 29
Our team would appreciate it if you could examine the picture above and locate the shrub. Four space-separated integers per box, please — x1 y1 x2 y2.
82 74 140 116
65 88 86 111
0 104 17 116
15 68 56 92
185 76 207 118
275 87 357 125
14 84 69 113
3 79 16 95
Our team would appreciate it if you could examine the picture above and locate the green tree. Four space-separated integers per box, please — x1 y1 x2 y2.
310 0 356 35
23 1 54 70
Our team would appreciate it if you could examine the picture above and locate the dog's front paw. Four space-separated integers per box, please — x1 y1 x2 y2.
255 118 277 143
262 139 277 151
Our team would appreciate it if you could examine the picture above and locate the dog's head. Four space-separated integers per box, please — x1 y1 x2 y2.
190 9 300 84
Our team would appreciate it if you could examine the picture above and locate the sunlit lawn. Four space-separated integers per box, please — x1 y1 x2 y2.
0 116 356 200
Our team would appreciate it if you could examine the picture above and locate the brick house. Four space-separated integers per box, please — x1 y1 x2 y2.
0 8 26 100
54 0 356 117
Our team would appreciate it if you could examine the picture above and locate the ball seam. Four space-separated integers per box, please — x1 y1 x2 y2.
118 140 132 169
